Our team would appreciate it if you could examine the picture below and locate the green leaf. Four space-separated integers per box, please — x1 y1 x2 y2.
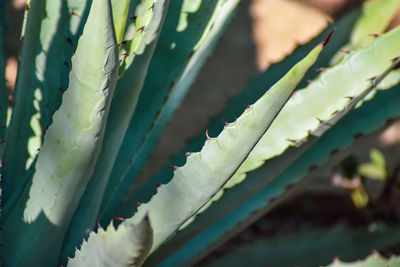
101 0 241 223
113 7 358 222
227 26 400 191
185 23 400 235
118 0 167 76
111 0 130 45
3 0 119 265
24 0 118 224
2 0 71 207
125 42 324 253
67 217 153 267
358 148 387 180
2 0 96 219
326 253 400 267
147 19 400 264
199 225 400 267
330 0 400 65
156 85 400 266
350 0 400 48
61 0 169 260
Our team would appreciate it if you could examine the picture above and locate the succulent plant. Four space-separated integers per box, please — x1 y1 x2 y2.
2 0 400 266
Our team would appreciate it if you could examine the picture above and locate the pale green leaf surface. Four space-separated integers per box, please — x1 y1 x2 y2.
67 0 93 37
170 37 395 249
330 0 400 65
23 0 119 224
227 25 400 189
157 85 400 267
2 0 70 208
3 0 119 265
68 217 153 267
189 45 400 263
113 14 355 248
376 69 400 90
140 10 400 235
177 0 201 31
111 0 130 44
62 0 168 259
147 23 400 266
119 0 166 75
102 0 240 224
2 0 94 218
125 43 324 252
327 253 400 267
351 0 400 47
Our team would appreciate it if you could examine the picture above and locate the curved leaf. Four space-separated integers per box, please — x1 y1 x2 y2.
111 0 131 45
125 42 324 252
227 26 400 190
62 0 170 259
331 0 400 65
146 19 400 266
2 0 95 216
2 0 71 206
156 84 400 266
101 0 241 222
3 0 119 265
68 217 153 267
113 7 359 221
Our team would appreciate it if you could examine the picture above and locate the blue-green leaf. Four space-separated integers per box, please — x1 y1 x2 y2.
156 84 400 266
202 225 400 267
146 12 400 265
2 0 71 206
101 0 241 223
68 217 153 267
3 0 119 265
113 7 357 222
62 0 170 260
125 42 324 253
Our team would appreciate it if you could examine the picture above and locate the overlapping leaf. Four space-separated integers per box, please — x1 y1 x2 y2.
145 4 400 264
68 218 152 267
100 0 241 222
124 42 324 253
62 0 170 259
3 0 119 265
2 0 94 215
2 0 71 207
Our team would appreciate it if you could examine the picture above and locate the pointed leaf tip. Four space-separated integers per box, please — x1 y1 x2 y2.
322 28 335 47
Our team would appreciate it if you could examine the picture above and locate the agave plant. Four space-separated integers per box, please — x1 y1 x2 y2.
2 0 400 266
